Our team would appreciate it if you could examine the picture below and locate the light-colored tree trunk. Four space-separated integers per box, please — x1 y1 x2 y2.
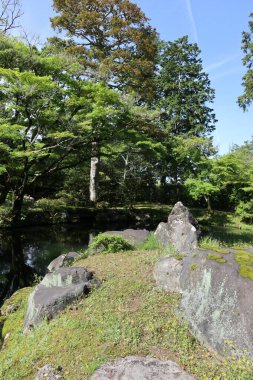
89 142 99 204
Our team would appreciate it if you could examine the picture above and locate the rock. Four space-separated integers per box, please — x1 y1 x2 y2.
154 257 183 293
90 356 194 380
47 252 80 272
180 248 253 358
24 267 99 332
35 364 65 380
155 202 200 254
104 229 150 244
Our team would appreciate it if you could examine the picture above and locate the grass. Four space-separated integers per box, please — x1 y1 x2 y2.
1 248 253 379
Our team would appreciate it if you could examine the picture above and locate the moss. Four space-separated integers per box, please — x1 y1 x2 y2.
239 265 253 281
190 263 197 271
207 253 222 260
215 258 227 263
214 248 230 254
234 251 253 266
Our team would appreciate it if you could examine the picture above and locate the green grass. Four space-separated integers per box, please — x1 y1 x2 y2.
1 249 253 379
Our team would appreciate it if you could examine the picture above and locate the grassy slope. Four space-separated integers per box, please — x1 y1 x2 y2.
1 249 253 379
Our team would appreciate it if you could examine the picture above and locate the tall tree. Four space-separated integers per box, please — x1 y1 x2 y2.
51 0 158 204
0 35 127 222
156 36 216 189
51 0 158 98
238 13 253 110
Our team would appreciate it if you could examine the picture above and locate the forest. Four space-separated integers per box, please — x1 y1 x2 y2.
0 0 252 227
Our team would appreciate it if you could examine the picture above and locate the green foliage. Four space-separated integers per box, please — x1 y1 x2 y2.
238 13 253 110
236 199 253 223
136 232 160 250
34 198 66 212
199 236 222 249
88 233 134 255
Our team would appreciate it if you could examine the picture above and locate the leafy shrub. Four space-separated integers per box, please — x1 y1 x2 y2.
236 199 253 223
88 233 134 255
0 206 12 227
34 198 66 211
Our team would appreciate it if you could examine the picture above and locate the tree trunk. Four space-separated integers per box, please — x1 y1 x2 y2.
204 195 212 213
89 142 99 204
11 193 24 225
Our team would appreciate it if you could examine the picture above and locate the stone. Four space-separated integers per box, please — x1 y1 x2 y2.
154 257 183 293
35 364 65 380
155 202 200 254
104 229 150 244
90 356 195 380
47 252 80 272
24 267 99 332
180 249 253 358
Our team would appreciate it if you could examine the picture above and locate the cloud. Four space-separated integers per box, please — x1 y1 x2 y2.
205 54 240 72
185 0 199 44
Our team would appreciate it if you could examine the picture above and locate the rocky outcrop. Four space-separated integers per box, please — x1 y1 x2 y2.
104 229 150 244
24 267 99 332
180 248 253 358
90 356 194 379
154 257 183 293
47 252 80 272
155 202 200 254
35 364 65 380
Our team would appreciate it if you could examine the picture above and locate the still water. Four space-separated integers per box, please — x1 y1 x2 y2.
0 224 109 304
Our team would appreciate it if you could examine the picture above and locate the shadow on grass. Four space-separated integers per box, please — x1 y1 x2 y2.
201 225 253 247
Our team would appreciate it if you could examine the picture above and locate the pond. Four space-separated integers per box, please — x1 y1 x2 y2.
0 223 116 304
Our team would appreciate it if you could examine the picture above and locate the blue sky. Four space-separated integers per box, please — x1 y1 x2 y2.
18 0 252 155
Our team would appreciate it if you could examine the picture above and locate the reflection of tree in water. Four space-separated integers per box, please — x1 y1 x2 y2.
0 224 104 304
0 232 34 304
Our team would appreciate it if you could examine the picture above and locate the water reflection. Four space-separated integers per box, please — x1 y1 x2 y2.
0 224 92 304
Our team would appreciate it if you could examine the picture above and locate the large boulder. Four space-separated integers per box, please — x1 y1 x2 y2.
90 356 194 380
155 202 200 254
154 257 183 293
24 267 99 332
180 248 253 357
47 252 80 272
104 229 150 244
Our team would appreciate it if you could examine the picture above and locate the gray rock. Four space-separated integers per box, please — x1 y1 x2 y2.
35 364 65 380
90 356 194 380
180 249 253 357
154 257 183 293
24 267 99 332
47 252 80 272
104 229 150 244
155 202 200 254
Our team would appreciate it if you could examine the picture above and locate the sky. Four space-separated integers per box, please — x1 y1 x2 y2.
17 0 253 155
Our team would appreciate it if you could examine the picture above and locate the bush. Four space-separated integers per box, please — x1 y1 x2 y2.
88 233 134 255
34 198 66 211
236 200 253 223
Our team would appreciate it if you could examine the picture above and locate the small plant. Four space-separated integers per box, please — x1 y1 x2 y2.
136 233 160 250
161 243 185 261
199 235 222 250
88 233 134 255
190 263 197 271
